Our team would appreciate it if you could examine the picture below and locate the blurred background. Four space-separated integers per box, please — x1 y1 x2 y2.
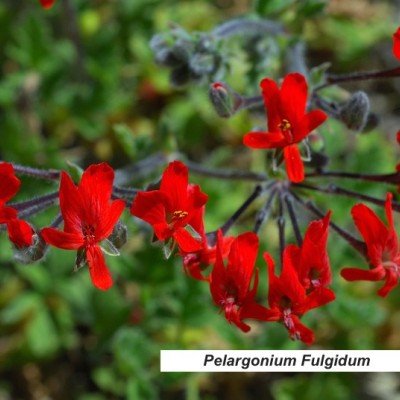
1 0 400 398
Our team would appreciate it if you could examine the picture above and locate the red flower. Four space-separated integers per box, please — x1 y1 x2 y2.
393 27 400 60
341 193 400 297
130 161 208 253
0 163 33 248
243 73 327 183
39 0 56 9
41 163 125 290
287 212 332 291
7 219 34 249
210 231 276 332
180 206 234 281
263 247 335 345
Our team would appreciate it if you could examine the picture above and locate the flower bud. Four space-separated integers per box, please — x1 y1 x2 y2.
107 221 128 249
13 233 47 264
208 82 243 118
339 91 370 132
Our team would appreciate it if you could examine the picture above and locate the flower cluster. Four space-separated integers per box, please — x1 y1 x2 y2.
5 10 400 346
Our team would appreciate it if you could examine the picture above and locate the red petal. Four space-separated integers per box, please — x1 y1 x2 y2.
384 192 399 258
289 315 315 345
130 190 169 227
0 162 20 204
210 230 226 305
298 287 335 314
340 266 386 281
79 163 114 206
160 161 189 211
284 144 304 183
39 0 56 9
173 227 202 252
243 132 286 149
7 219 34 248
393 27 400 60
86 245 113 290
78 163 116 228
299 212 332 288
260 78 282 132
59 171 82 233
280 73 308 125
377 269 399 297
0 206 18 224
240 302 280 322
187 184 208 209
227 231 259 301
96 199 125 241
41 227 84 250
304 109 327 132
351 203 388 266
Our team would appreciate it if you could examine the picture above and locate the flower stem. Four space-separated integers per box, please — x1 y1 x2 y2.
306 170 400 185
315 66 400 91
220 184 265 235
11 164 60 181
212 17 284 39
284 192 303 246
114 152 169 186
294 183 400 211
289 190 367 257
253 188 277 233
10 192 59 211
277 191 286 266
186 160 268 182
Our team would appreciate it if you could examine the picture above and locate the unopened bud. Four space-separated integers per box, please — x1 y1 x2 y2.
13 233 47 264
208 82 243 118
107 221 128 249
339 91 370 132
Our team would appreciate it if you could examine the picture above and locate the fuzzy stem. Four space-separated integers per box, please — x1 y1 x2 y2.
253 188 277 233
277 191 286 266
289 190 367 257
295 183 400 211
10 192 59 211
10 164 60 181
306 170 400 185
212 18 284 39
315 66 400 91
18 201 57 219
186 160 268 182
114 153 169 186
220 185 264 235
284 192 303 246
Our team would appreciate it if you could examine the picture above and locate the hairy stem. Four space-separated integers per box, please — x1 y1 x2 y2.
290 190 367 257
284 192 303 246
306 170 400 185
220 185 264 235
10 164 60 181
212 17 284 39
10 192 59 212
186 160 268 182
315 66 400 91
294 183 400 211
277 191 285 266
253 188 277 233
